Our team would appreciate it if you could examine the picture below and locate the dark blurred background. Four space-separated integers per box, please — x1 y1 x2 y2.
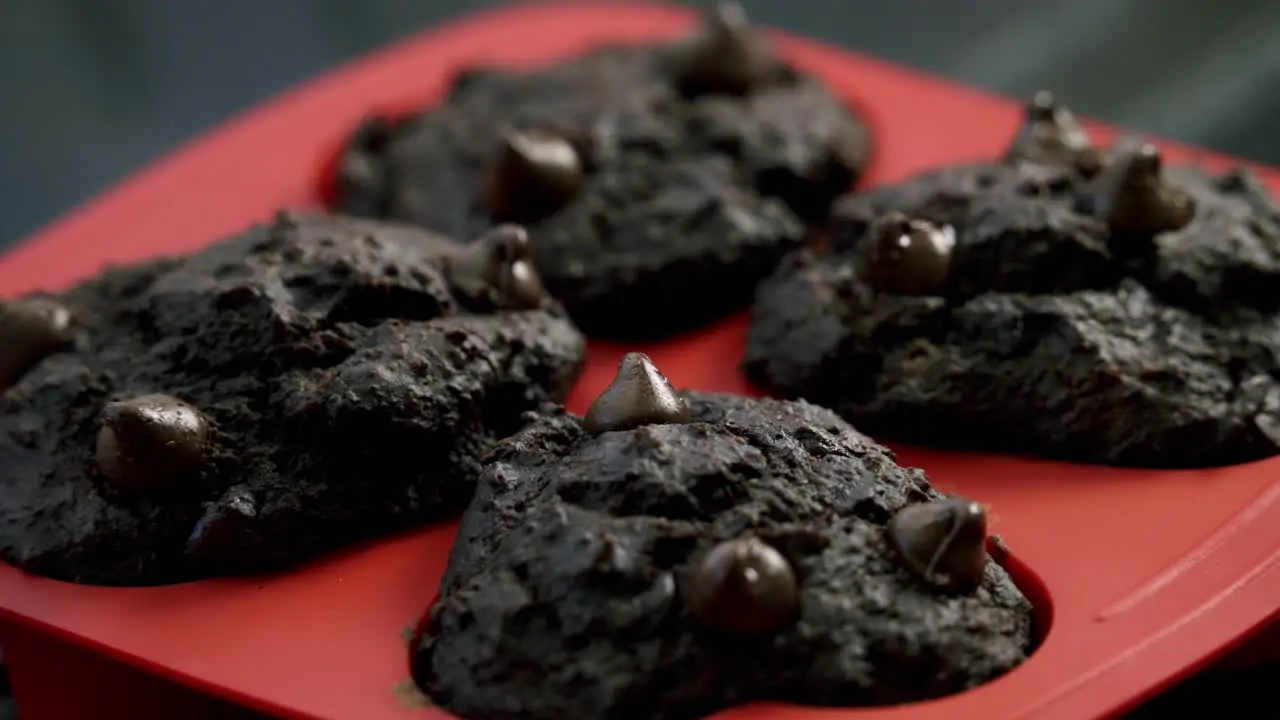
0 0 1278 717
4 0 1280 247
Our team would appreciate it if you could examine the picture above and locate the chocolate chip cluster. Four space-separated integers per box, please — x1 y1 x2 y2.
858 91 1200 297
575 353 992 640
476 0 791 232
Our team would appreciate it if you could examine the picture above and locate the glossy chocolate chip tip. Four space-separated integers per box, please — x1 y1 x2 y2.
1086 142 1196 236
686 536 799 635
447 224 547 310
0 297 74 389
485 128 584 225
1004 90 1095 171
581 352 691 435
862 211 956 296
95 394 210 492
887 497 989 592
673 0 771 96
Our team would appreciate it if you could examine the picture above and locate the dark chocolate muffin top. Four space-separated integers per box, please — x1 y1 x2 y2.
415 355 1033 719
335 1 870 339
744 92 1280 468
0 214 586 585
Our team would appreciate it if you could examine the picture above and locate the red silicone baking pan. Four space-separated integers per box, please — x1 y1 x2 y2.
1 3 1278 719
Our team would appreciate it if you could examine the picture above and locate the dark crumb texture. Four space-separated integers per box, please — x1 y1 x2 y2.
0 214 586 585
416 393 1033 719
335 9 869 340
744 157 1280 467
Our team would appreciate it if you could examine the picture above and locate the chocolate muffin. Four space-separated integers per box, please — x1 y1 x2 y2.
335 0 870 340
415 354 1033 719
0 214 586 585
744 91 1280 468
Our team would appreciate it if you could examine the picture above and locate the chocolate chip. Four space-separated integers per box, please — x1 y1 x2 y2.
672 0 772 96
887 497 988 591
1014 177 1045 198
1083 142 1195 236
568 130 605 174
1218 166 1280 218
1073 146 1106 180
447 65 502 100
582 352 691 434
685 536 798 634
861 212 956 296
271 210 302 232
0 297 74 389
186 486 257 563
485 129 583 224
446 224 547 310
338 117 401 204
95 394 209 491
1004 91 1095 169
1218 166 1262 194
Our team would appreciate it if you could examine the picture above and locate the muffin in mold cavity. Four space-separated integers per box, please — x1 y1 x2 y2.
334 0 872 339
745 91 1280 468
0 214 585 585
414 353 1033 719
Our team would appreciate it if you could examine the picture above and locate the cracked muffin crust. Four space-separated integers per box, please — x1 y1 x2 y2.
415 355 1032 719
745 92 1280 468
335 1 870 339
0 214 585 585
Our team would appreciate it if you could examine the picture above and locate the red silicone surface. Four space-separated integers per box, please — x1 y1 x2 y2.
0 3 1277 720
